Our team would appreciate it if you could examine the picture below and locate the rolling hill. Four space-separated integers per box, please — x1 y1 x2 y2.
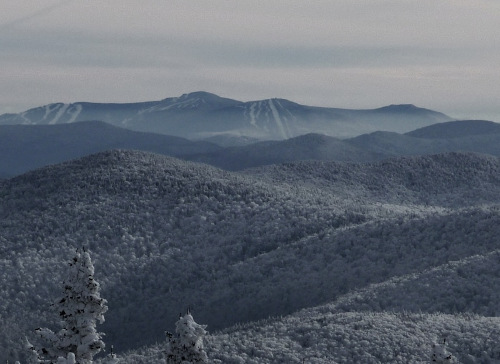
185 133 383 170
406 119 500 139
348 120 500 159
186 120 500 171
2 119 500 177
0 120 220 178
1 150 500 362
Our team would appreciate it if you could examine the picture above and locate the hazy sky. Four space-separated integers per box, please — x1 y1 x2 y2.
1 0 499 120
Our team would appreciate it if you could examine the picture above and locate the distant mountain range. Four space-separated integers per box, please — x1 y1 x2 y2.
2 119 499 178
0 91 452 140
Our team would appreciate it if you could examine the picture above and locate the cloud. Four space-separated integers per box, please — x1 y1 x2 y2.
0 0 74 31
0 1 499 121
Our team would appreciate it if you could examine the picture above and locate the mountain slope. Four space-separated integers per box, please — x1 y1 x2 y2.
1 151 500 362
0 92 452 140
247 152 500 207
0 150 358 358
4 119 500 178
329 249 500 316
204 311 500 363
0 120 220 177
118 248 500 363
185 120 500 171
186 133 383 170
406 119 500 139
348 121 500 159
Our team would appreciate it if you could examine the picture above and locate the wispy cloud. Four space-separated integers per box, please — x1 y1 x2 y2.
0 0 74 31
0 1 499 121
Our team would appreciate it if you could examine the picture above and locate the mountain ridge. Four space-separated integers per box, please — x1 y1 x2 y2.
0 91 452 140
406 119 500 139
3 118 500 177
0 120 220 178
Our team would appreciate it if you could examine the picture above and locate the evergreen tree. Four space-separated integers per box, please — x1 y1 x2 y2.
165 310 208 364
31 249 108 364
431 338 453 363
56 353 76 364
103 345 119 364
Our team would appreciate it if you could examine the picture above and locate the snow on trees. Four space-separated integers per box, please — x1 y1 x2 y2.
431 338 453 363
103 346 119 364
56 353 76 364
165 310 208 364
29 249 108 363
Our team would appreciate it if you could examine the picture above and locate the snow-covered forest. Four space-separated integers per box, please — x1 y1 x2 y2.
1 149 500 363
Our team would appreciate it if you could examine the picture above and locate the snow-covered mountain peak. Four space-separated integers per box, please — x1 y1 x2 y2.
0 92 454 139
14 102 83 125
147 91 241 113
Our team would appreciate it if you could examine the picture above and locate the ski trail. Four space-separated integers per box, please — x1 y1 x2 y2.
42 104 56 121
277 99 296 121
268 99 288 139
249 102 257 127
49 103 69 124
66 104 82 123
19 111 31 124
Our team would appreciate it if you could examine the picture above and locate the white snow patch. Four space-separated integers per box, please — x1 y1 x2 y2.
66 104 82 123
249 102 258 127
19 111 32 124
121 117 133 126
268 99 289 139
140 97 206 113
49 103 70 125
277 99 296 121
42 104 60 121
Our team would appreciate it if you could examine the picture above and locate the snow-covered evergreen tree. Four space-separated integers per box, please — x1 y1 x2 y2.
104 353 119 364
31 249 108 364
165 311 208 364
56 353 76 364
431 338 453 363
103 346 119 364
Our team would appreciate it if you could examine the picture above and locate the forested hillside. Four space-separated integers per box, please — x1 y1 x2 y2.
1 150 499 362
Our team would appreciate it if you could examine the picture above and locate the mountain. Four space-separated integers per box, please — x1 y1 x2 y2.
186 133 383 171
0 120 220 177
3 118 500 178
187 120 500 171
406 119 500 139
0 91 452 140
1 150 500 363
348 120 500 158
198 134 262 147
347 130 451 157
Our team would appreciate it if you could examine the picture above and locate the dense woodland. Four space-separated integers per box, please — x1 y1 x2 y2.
1 149 499 363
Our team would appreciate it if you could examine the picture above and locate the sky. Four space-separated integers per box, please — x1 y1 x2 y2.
1 0 500 121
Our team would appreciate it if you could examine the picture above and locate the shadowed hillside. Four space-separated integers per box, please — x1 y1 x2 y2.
0 120 220 177
1 151 500 362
